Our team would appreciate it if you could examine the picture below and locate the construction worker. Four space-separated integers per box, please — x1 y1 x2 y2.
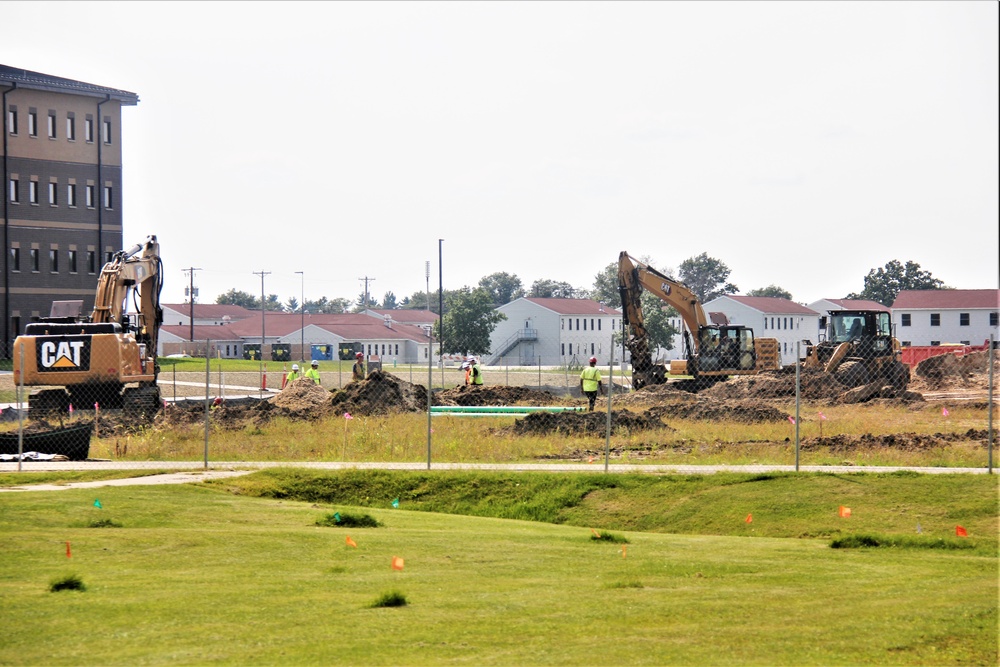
284 364 301 388
469 357 483 386
304 360 321 385
352 352 366 382
580 356 604 412
462 356 474 385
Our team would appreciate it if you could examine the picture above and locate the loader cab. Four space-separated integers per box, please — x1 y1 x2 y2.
826 310 894 359
696 325 757 373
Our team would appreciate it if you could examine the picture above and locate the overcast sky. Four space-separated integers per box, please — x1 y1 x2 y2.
5 1 998 308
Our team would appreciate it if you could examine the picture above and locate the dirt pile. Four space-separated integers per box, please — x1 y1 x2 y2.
800 428 995 452
703 368 848 401
911 351 997 391
645 399 789 424
612 383 693 407
329 370 428 416
269 379 334 415
500 409 666 437
435 385 562 406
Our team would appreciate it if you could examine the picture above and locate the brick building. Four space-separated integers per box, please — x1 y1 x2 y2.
1 64 138 356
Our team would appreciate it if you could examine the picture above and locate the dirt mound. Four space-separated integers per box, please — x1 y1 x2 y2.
911 351 998 391
801 428 996 452
703 368 848 400
645 399 789 423
500 409 666 437
329 370 428 416
435 384 562 406
269 379 334 415
613 383 694 407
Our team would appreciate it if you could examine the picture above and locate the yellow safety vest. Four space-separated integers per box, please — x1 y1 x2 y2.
580 366 602 392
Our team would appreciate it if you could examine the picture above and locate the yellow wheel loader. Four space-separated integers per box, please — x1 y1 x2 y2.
803 309 909 390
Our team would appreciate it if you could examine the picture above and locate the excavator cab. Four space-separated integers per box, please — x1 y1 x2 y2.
696 325 756 374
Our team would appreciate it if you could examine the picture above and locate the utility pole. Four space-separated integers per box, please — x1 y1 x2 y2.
253 271 270 364
358 276 376 311
295 271 304 363
183 267 202 349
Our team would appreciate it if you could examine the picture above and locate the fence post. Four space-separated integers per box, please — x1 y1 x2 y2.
204 341 210 469
605 343 614 473
538 356 541 389
794 341 801 472
17 344 24 472
989 334 994 474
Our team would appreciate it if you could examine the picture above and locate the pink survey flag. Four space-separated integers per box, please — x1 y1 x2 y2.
788 416 796 425
818 412 827 420
344 412 353 420
942 407 950 417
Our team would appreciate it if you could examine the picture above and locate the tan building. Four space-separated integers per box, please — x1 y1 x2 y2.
2 64 139 356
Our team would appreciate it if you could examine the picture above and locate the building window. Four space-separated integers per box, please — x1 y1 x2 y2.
930 341 940 346
105 251 113 264
959 313 969 326
86 185 95 208
930 313 940 326
901 314 911 326
67 183 76 207
47 112 57 138
576 318 580 330
8 178 18 203
85 117 94 142
901 341 911 347
87 250 96 274
29 181 38 204
103 185 113 209
7 109 16 135
103 119 112 144
598 319 601 331
28 111 37 137
30 248 39 272
561 319 564 330
49 249 58 273
561 343 565 355
68 249 78 273
583 319 587 331
568 319 572 331
66 115 76 141
763 318 767 330
10 247 20 272
591 319 595 330
591 343 595 355
960 340 970 346
991 312 999 327
48 182 58 206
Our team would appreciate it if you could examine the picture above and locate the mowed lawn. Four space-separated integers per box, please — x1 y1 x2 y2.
0 476 996 666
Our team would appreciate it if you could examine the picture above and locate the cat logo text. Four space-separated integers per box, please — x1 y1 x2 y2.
36 336 92 372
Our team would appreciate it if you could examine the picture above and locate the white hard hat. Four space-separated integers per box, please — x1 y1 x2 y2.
292 364 299 371
311 360 319 367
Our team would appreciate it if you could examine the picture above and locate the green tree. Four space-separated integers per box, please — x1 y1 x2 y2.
746 285 793 300
216 289 258 309
478 272 525 306
589 262 622 310
381 291 398 310
529 279 578 299
262 294 284 312
353 292 378 312
678 253 738 303
642 293 680 352
846 260 947 307
285 297 300 313
436 287 506 355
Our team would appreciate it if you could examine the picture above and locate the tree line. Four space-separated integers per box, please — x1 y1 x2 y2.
212 256 948 355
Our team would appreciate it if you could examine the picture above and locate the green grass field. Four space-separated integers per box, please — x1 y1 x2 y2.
0 469 996 665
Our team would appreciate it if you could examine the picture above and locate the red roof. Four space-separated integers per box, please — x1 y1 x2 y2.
228 312 428 341
717 296 817 315
367 309 438 323
522 298 621 315
821 299 889 313
161 324 243 341
891 289 1000 310
162 304 257 320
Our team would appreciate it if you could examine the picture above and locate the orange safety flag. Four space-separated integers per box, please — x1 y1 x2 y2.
588 456 595 463
745 514 753 523
346 536 357 548
391 556 405 571
66 541 71 558
621 545 627 559
956 525 968 537
591 528 601 538
838 506 851 518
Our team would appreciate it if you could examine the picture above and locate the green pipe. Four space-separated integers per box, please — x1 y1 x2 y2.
429 406 582 413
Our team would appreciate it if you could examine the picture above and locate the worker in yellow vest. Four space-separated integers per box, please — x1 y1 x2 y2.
580 356 604 411
304 360 321 384
283 364 301 389
470 357 484 385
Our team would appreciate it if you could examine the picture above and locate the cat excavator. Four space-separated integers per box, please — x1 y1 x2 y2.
13 235 164 419
618 251 780 390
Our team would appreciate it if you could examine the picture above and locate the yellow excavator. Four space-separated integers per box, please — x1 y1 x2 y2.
618 251 780 390
803 309 909 390
13 235 164 418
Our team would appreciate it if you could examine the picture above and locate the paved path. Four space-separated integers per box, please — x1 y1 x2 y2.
0 461 992 493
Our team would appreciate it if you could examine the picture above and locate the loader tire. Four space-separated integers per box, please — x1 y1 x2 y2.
835 361 868 388
888 361 910 391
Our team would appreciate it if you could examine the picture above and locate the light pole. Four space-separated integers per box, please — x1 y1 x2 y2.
295 271 304 363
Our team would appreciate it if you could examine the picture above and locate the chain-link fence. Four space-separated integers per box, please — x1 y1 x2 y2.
1 336 996 473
